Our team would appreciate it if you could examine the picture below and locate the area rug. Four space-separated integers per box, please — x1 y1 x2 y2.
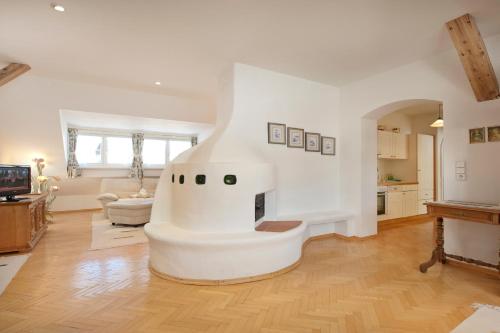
90 213 148 250
451 303 500 333
0 254 30 295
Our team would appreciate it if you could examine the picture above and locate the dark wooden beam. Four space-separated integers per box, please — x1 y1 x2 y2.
446 14 499 102
0 63 31 87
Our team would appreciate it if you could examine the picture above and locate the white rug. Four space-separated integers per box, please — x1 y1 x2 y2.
451 303 500 333
0 254 29 295
90 213 148 250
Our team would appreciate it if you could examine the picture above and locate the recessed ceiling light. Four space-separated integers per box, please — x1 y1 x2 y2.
154 81 161 86
51 3 65 12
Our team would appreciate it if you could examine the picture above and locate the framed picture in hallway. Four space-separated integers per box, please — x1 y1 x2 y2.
321 136 336 155
487 126 500 142
469 127 485 144
305 132 321 152
267 122 286 145
287 127 304 148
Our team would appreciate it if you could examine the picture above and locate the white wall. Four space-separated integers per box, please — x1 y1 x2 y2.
0 74 215 210
231 64 341 217
0 74 215 175
340 34 500 264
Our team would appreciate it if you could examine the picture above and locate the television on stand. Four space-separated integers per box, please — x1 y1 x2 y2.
0 165 32 202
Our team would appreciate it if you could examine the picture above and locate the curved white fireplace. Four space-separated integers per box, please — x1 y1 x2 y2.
144 65 311 283
144 65 350 284
144 126 308 282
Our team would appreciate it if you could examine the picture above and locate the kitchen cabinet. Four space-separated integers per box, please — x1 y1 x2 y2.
417 134 435 213
386 185 418 219
387 191 403 219
403 190 418 216
377 131 408 159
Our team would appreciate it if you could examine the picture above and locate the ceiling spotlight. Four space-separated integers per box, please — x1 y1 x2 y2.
154 81 161 86
51 3 65 12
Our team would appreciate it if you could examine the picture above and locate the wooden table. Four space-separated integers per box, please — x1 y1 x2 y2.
419 201 500 273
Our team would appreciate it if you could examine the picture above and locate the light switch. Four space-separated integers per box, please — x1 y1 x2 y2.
455 161 466 181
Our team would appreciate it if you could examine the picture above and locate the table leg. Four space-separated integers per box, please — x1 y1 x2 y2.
420 217 445 273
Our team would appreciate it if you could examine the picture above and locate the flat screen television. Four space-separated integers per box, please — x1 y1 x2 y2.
0 165 31 202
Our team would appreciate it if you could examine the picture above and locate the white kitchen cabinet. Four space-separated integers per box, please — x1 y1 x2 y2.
387 191 403 219
386 185 418 219
377 131 393 159
377 131 408 159
417 134 434 213
403 190 418 216
393 133 408 159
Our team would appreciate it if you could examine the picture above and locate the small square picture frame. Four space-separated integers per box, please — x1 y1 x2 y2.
487 126 500 142
321 136 336 155
469 127 485 144
287 127 304 148
305 132 321 152
267 122 286 145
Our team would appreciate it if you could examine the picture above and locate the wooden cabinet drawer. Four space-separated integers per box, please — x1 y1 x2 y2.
402 185 417 191
429 206 498 224
418 190 433 200
388 186 403 192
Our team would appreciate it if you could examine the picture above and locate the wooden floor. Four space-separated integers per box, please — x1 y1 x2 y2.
0 212 498 333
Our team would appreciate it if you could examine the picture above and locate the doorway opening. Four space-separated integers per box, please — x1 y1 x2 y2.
361 99 444 234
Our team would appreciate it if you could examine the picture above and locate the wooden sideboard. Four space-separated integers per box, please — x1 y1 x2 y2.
419 201 500 274
0 193 48 253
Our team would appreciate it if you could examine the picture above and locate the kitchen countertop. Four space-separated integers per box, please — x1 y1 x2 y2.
378 181 419 186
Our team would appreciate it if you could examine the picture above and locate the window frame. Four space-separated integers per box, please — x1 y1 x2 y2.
73 128 193 170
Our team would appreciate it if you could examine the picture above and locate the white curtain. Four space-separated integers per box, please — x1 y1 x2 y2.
130 133 144 183
67 128 80 178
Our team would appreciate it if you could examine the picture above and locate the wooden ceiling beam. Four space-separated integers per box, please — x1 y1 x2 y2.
0 63 31 87
446 14 499 102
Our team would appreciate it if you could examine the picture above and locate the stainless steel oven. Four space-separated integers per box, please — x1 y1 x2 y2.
377 191 387 216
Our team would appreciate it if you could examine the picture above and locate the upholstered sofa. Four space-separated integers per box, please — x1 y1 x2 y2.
97 178 158 219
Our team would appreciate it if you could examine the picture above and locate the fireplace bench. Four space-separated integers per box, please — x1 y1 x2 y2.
278 210 354 239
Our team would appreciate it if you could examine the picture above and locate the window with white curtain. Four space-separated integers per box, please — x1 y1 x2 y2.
142 138 192 167
75 135 104 164
74 130 192 168
143 139 167 166
169 140 192 161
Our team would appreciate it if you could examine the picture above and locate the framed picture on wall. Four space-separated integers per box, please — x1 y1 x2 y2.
487 126 500 142
267 122 286 145
321 136 336 155
305 132 321 152
287 127 304 148
469 127 485 144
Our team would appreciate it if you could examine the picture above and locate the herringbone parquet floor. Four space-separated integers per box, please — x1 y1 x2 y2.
0 211 498 333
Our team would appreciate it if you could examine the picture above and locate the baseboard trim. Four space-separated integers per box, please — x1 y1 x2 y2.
149 232 376 285
446 258 500 278
51 208 103 215
378 214 432 230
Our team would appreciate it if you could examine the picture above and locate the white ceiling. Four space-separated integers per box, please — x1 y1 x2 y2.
60 109 214 136
1 0 500 100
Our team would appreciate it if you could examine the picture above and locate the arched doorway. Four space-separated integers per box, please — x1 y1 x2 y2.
359 99 443 235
